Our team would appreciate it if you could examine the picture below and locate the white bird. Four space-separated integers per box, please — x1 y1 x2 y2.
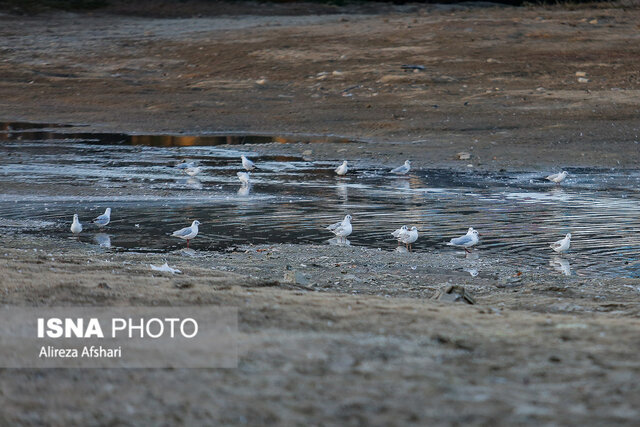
546 171 568 184
400 226 419 251
150 262 182 274
172 220 200 249
70 214 82 234
326 214 352 242
392 225 408 239
92 208 111 228
237 171 251 186
448 227 479 253
184 166 202 177
550 233 571 253
176 160 196 170
335 160 348 176
241 155 257 171
391 160 411 175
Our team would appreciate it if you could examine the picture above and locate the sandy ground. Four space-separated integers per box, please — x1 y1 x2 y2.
1 2 640 425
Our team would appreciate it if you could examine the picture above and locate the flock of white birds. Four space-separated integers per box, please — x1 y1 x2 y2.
68 156 572 254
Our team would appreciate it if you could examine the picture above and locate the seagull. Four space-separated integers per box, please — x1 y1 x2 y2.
448 227 479 253
546 171 568 184
70 214 82 234
400 226 419 251
92 208 111 228
237 171 251 186
335 160 348 176
172 220 200 249
391 160 411 175
392 225 408 240
326 214 352 243
550 233 571 253
176 160 196 170
184 166 202 177
241 155 257 171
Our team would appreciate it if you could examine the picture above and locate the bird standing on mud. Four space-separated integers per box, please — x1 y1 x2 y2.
392 225 418 251
70 214 82 235
401 226 419 251
392 225 408 240
448 227 479 253
172 220 200 249
326 214 352 243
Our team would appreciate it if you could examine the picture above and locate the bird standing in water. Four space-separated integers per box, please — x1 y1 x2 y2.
335 160 348 176
550 233 571 253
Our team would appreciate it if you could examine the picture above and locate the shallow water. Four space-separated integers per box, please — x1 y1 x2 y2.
1 122 639 278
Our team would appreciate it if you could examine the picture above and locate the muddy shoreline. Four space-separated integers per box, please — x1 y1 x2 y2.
1 2 640 425
1 4 640 170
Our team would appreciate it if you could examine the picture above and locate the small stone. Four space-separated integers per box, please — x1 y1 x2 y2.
577 77 589 83
174 280 193 289
283 270 309 285
433 285 475 304
456 151 471 160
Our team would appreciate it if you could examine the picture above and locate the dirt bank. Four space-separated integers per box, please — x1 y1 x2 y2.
1 233 640 425
0 3 639 169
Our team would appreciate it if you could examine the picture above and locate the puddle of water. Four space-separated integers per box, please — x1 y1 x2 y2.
0 121 355 146
0 122 639 278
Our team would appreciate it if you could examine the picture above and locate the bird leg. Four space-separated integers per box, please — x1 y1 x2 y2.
187 239 190 249
464 248 471 254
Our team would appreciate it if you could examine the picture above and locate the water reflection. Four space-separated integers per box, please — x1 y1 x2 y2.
550 256 571 276
336 182 348 201
0 122 357 147
328 237 351 246
184 177 203 190
1 127 640 278
94 233 112 248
